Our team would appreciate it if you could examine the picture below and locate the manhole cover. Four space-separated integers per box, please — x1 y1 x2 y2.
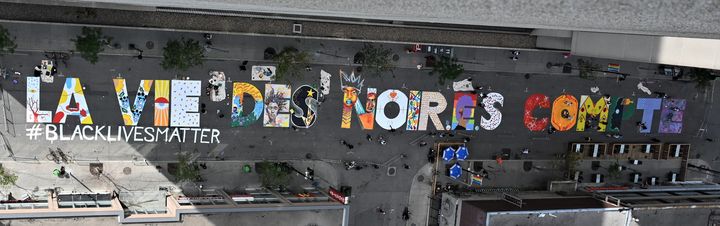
123 167 132 175
145 41 154 49
417 175 424 182
387 167 396 176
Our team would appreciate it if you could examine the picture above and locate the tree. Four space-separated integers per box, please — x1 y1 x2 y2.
273 47 310 81
0 165 17 186
72 27 112 64
687 68 717 89
564 151 582 179
256 161 290 189
577 59 600 79
0 25 17 55
161 38 204 71
607 161 622 180
170 153 201 183
358 44 394 76
429 56 464 84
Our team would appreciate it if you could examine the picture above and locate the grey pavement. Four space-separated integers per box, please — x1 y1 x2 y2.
0 21 718 226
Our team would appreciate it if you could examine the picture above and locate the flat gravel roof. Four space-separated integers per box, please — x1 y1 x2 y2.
72 0 720 38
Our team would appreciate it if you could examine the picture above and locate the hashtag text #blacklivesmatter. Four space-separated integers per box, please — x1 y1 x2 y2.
26 124 221 144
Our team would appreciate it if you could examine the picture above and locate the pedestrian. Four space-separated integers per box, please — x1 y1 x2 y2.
706 138 714 142
403 164 410 169
305 65 312 71
366 134 373 141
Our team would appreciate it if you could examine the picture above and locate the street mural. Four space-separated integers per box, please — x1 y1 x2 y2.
290 85 319 128
340 70 374 130
231 82 264 127
606 97 635 133
452 92 476 130
637 98 662 133
376 89 408 130
154 80 170 127
26 77 52 123
480 92 503 131
524 94 549 131
550 94 578 131
406 91 422 131
22 69 691 144
170 80 201 127
263 84 291 128
53 77 93 124
659 99 686 134
576 95 609 132
418 92 447 131
113 79 153 126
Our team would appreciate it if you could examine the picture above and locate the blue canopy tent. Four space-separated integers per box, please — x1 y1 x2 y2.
456 146 469 161
442 147 455 162
449 163 462 179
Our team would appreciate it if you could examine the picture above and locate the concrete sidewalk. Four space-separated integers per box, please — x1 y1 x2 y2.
0 159 340 206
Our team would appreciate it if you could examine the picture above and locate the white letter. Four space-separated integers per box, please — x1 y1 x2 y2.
170 80 201 127
480 92 504 130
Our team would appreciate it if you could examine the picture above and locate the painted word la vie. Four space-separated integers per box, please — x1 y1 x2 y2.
26 77 202 128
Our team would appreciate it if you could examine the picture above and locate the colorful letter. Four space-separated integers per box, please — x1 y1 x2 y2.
452 92 476 131
231 82 264 127
551 94 578 131
290 85 319 128
26 77 52 123
53 78 93 124
658 99 686 134
170 80 200 127
576 95 610 132
636 98 662 133
480 92 504 131
264 84 291 128
113 79 153 126
418 92 447 131
154 80 170 127
524 94 550 131
376 89 408 130
339 71 374 129
406 91 422 131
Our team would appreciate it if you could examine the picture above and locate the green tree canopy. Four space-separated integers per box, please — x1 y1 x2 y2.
273 47 310 81
256 161 290 189
0 165 17 186
72 27 112 64
687 67 717 89
577 59 600 80
171 153 201 183
161 38 204 71
359 44 394 76
0 25 17 55
429 56 464 84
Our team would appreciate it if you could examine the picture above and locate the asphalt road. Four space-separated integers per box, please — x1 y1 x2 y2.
0 22 718 226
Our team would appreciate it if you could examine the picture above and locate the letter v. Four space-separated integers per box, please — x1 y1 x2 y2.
113 79 153 126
